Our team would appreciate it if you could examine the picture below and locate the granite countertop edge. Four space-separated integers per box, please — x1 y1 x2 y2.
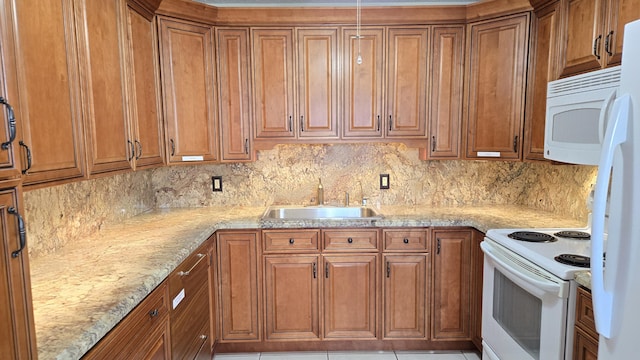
29 204 586 360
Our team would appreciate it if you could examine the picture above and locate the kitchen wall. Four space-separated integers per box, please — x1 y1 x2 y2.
24 143 597 257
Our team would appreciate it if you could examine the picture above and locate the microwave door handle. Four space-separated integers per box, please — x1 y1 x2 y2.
480 241 566 297
599 89 617 143
591 94 631 339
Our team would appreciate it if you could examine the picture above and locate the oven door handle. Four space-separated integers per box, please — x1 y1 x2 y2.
481 241 568 298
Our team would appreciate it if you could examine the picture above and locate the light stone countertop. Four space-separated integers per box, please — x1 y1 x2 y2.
29 205 586 360
575 271 592 289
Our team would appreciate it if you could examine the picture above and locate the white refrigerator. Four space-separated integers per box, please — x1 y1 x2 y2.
591 19 640 359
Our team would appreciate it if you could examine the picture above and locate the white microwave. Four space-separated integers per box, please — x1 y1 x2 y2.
545 66 621 165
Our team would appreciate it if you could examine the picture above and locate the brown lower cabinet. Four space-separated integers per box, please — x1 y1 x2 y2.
573 286 598 360
215 227 479 353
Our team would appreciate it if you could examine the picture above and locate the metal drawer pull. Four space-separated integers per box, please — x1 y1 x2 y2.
177 253 206 276
605 31 614 56
8 207 26 258
432 136 436 152
313 262 317 279
377 115 381 131
386 261 390 278
0 97 17 150
128 140 135 161
289 238 295 244
170 139 175 156
148 309 159 318
244 138 249 154
347 237 353 243
300 115 304 132
19 141 31 175
403 238 409 244
135 140 142 159
593 34 602 60
388 115 392 131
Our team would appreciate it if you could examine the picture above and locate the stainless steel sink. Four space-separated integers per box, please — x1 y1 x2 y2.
262 206 383 220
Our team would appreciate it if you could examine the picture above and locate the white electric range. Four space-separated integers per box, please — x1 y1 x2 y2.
481 227 595 360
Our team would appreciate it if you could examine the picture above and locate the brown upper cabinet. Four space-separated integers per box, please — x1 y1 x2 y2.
123 1 165 170
75 0 133 176
464 13 530 160
559 0 640 77
9 0 86 186
297 28 340 139
524 2 561 161
158 17 219 164
427 26 465 159
216 28 253 161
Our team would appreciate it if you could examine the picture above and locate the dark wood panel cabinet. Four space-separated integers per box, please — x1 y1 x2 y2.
465 14 529 160
158 17 218 164
573 286 599 360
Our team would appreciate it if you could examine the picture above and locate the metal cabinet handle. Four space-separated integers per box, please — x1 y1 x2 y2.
325 263 329 278
170 139 175 156
593 34 602 60
300 115 304 132
432 136 436 152
513 135 519 153
388 115 392 131
403 238 409 244
128 140 135 161
288 115 293 132
135 140 142 160
0 97 16 150
244 138 249 154
377 115 381 132
347 237 353 244
289 238 295 244
313 262 317 279
386 261 390 278
437 238 441 255
177 253 206 276
148 309 159 318
8 207 26 258
19 141 31 175
605 30 614 56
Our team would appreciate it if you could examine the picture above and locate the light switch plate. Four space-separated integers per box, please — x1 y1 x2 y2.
380 174 390 189
212 176 223 192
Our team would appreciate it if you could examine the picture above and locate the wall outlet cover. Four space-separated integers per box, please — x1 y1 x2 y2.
212 176 223 192
380 174 390 189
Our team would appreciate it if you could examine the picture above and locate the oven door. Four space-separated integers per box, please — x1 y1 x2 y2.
481 239 571 360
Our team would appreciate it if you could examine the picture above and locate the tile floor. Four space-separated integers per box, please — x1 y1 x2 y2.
213 350 481 360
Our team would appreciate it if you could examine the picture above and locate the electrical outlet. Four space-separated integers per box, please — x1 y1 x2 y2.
380 174 390 189
212 176 223 192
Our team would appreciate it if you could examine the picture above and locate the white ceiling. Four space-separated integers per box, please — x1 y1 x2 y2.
193 0 480 7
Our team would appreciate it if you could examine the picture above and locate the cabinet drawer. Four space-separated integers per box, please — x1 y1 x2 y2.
171 286 211 360
169 244 210 313
383 229 429 251
323 229 379 251
576 286 598 339
263 229 320 253
84 282 170 359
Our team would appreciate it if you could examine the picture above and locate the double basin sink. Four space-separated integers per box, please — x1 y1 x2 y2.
262 205 383 220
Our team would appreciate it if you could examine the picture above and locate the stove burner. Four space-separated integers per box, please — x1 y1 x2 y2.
555 253 590 268
508 231 557 243
554 231 591 240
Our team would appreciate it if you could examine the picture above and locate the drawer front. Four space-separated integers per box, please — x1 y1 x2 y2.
169 246 210 314
576 286 598 339
171 286 211 359
323 229 379 251
383 229 429 251
263 229 320 253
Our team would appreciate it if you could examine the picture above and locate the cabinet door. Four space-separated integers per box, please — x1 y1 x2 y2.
217 28 252 161
428 26 464 159
296 28 339 139
11 0 86 186
75 0 133 175
158 17 218 164
605 0 640 66
251 29 295 139
0 185 36 358
342 27 385 139
323 254 377 339
465 14 529 160
124 3 165 169
0 6 19 179
573 327 599 360
383 255 428 339
264 255 320 340
470 229 484 350
525 2 560 161
559 0 605 77
386 28 428 138
218 231 260 341
431 229 471 340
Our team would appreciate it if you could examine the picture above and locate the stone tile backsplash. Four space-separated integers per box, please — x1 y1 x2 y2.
24 143 597 257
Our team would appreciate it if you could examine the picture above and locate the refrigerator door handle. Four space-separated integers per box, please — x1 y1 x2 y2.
592 93 631 339
598 89 618 143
